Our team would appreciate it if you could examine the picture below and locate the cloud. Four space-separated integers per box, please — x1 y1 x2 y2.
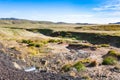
65 14 93 18
34 13 94 23
108 11 120 16
93 0 120 11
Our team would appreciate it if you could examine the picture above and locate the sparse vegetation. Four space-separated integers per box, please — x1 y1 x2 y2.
76 25 120 31
21 39 46 48
100 44 110 47
107 50 120 58
22 39 33 44
62 61 86 72
102 56 118 65
108 50 117 55
1 19 120 80
48 39 63 43
79 58 91 63
73 62 86 72
28 47 39 55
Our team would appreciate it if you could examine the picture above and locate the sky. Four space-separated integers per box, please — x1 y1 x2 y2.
0 0 120 24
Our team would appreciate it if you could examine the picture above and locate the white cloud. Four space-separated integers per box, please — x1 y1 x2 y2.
32 14 94 23
93 0 120 11
108 11 120 16
91 0 120 24
64 14 93 18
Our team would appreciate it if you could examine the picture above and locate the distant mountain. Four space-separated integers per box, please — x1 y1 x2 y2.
109 22 120 24
0 18 55 24
0 18 20 20
76 23 93 25
0 18 94 25
56 22 69 24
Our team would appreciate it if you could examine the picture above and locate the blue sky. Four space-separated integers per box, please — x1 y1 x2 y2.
0 0 120 24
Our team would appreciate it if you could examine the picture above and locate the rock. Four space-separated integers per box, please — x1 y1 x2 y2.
90 46 97 51
114 64 120 70
77 50 90 58
70 68 77 73
70 49 76 53
69 71 76 77
22 58 26 62
87 61 98 67
66 55 73 60
12 62 21 69
24 66 36 72
77 50 87 54
82 40 88 43
40 69 47 73
40 59 47 65
55 59 61 65
112 64 120 73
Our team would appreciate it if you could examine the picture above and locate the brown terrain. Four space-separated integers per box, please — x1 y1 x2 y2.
0 20 120 80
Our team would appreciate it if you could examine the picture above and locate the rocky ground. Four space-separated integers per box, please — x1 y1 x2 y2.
0 40 120 80
40 43 120 80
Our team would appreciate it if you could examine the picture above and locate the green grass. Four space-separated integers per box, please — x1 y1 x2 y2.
73 62 86 72
102 56 118 65
48 39 63 43
107 50 120 58
62 61 86 72
21 39 46 48
100 44 110 47
22 39 33 44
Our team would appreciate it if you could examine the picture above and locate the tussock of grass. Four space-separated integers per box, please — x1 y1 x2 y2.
48 39 64 43
22 39 33 44
107 50 120 58
102 56 118 65
73 62 86 72
21 39 46 48
28 47 39 56
79 58 91 63
102 50 120 65
62 61 86 72
100 44 110 47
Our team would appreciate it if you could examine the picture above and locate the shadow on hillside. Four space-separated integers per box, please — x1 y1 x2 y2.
50 31 120 47
27 29 54 36
26 29 120 47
